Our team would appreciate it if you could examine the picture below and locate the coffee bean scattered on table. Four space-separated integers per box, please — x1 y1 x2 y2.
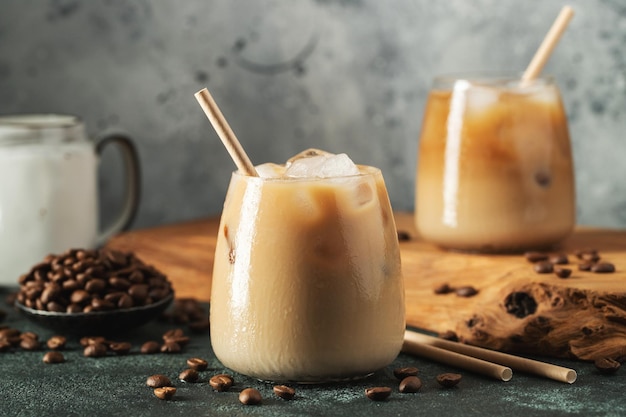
399 376 422 393
533 261 554 274
433 283 453 295
209 374 234 392
239 388 262 405
146 374 173 388
186 357 208 371
397 230 411 241
393 366 419 380
365 386 392 401
591 262 615 273
46 335 67 350
273 385 296 400
154 387 176 400
109 342 132 355
455 286 479 297
179 368 199 383
43 351 65 364
84 342 108 357
15 248 173 313
549 253 569 265
594 357 621 374
436 373 462 388
554 267 572 279
525 252 549 263
140 341 160 354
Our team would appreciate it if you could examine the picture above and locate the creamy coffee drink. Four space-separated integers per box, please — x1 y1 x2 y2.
211 150 405 382
415 76 575 252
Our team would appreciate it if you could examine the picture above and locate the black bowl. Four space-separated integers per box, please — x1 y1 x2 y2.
14 293 174 335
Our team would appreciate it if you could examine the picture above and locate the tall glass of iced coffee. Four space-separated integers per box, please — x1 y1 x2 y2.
415 75 575 252
211 149 405 382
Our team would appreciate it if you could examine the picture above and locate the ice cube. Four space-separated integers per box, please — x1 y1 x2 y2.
254 163 285 178
286 148 334 165
465 84 500 113
285 153 360 178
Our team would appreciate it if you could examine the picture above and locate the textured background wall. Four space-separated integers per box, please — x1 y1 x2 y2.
1 0 625 230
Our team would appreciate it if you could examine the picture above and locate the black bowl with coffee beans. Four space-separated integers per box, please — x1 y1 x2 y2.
14 248 174 335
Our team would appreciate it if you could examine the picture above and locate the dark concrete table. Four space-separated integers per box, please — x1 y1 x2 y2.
1 289 624 417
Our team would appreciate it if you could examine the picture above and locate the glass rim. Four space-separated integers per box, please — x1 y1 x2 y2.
432 72 555 88
0 114 82 130
231 164 382 182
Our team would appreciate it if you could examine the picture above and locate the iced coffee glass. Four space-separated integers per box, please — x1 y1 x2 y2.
415 74 575 252
210 150 405 383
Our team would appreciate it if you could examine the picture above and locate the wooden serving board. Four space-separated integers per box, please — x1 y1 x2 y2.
106 212 626 361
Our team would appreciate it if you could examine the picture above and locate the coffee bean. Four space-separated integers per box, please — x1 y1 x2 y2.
43 351 65 364
0 339 11 352
154 387 176 401
455 286 479 297
533 261 554 274
239 388 262 405
146 374 173 388
579 262 594 271
393 366 419 380
85 279 106 293
594 357 621 374
365 386 392 401
20 337 40 351
534 171 551 187
84 343 107 358
434 283 453 295
575 248 598 259
209 374 233 392
160 340 181 354
178 368 199 383
525 251 549 263
549 253 569 265
117 294 134 309
397 230 411 241
399 376 422 393
70 290 91 305
109 342 132 355
66 304 83 313
591 262 615 273
436 373 462 388
186 357 208 371
273 385 296 400
140 341 160 354
554 267 572 279
581 252 601 263
80 336 106 347
46 335 67 350
439 330 459 342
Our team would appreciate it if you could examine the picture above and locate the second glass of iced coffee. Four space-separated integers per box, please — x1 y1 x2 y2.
415 74 576 252
211 149 405 383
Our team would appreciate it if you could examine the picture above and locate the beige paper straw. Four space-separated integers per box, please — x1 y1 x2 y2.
405 330 577 384
522 5 575 82
194 88 258 176
403 335 513 382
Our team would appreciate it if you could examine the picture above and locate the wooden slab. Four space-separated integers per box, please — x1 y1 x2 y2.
106 212 626 361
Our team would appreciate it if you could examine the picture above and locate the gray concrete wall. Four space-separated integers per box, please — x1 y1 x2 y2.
1 0 625 230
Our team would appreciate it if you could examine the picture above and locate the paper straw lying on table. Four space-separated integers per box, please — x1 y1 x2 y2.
402 336 513 381
403 330 577 384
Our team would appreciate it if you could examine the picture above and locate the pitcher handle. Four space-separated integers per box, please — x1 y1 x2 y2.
94 133 141 246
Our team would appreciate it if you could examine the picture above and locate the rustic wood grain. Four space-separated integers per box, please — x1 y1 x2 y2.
106 212 626 361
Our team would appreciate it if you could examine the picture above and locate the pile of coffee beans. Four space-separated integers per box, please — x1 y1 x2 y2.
525 248 616 278
15 248 173 313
